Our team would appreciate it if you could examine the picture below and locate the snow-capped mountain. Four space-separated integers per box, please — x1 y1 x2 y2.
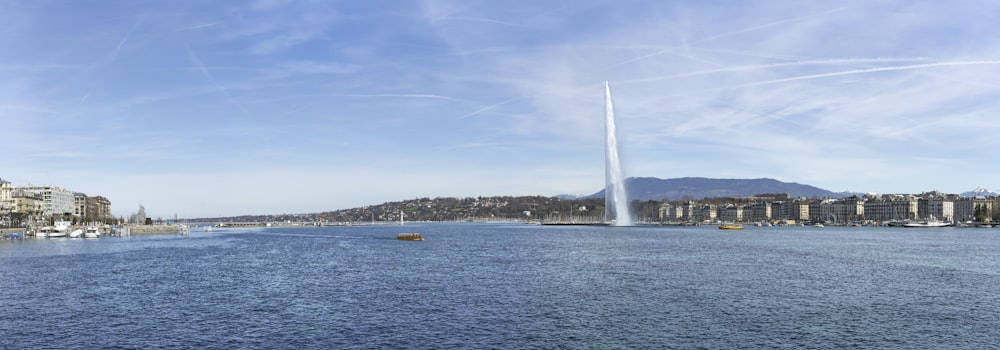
961 186 999 197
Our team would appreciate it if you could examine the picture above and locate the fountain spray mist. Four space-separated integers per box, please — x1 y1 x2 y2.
604 81 633 226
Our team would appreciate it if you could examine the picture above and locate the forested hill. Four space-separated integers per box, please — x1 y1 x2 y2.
193 196 612 223
191 177 844 223
587 177 843 201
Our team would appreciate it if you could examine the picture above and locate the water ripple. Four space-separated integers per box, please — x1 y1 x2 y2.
2 225 1000 348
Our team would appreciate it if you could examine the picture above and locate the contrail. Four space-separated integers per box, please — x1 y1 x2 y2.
186 45 249 114
173 22 220 32
619 57 931 84
327 93 465 102
693 7 847 45
111 16 145 62
185 46 218 87
111 38 128 61
719 60 1000 91
459 96 523 119
440 16 524 27
608 6 848 69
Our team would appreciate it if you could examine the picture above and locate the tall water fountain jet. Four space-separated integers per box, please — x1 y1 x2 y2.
604 81 633 226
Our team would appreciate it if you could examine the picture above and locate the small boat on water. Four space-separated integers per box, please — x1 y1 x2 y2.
718 224 743 230
69 229 84 238
397 232 424 241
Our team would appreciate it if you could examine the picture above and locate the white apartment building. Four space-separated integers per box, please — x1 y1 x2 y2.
15 185 75 217
0 179 12 213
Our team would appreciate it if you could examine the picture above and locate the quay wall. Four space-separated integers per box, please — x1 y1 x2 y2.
123 225 184 235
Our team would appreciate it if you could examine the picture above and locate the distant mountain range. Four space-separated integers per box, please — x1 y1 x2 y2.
579 177 846 201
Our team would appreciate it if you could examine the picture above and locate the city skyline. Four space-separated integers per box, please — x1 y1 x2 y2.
5 1 1000 218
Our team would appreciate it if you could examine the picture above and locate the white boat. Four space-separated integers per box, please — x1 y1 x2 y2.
34 227 51 237
47 228 67 238
902 219 953 228
84 226 100 238
69 229 84 238
46 222 70 238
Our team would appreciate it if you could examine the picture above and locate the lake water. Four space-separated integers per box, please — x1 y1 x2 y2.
2 224 1000 349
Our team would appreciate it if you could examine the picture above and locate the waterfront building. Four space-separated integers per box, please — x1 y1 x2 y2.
863 195 918 223
658 203 679 221
702 204 719 222
739 204 753 222
918 195 955 222
771 201 789 221
679 201 697 222
771 200 809 222
749 202 772 222
793 200 810 222
809 197 863 224
832 196 865 224
689 203 717 222
12 191 44 222
15 185 74 217
809 199 834 223
954 197 993 223
718 204 742 223
86 196 112 222
0 178 11 214
74 192 88 218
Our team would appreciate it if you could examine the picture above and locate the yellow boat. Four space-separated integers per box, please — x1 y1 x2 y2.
718 224 743 230
397 232 424 241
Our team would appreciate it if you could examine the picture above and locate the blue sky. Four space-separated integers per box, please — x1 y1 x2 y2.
4 0 1000 218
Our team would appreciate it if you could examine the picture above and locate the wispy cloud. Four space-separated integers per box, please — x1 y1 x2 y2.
185 45 249 114
6 0 1000 216
325 93 466 102
705 60 1000 93
278 61 360 75
109 16 144 62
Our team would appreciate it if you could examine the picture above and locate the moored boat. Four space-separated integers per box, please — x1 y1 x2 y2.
47 222 70 238
69 229 84 238
33 227 51 237
3 232 24 240
84 226 100 238
718 224 743 230
902 219 953 228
